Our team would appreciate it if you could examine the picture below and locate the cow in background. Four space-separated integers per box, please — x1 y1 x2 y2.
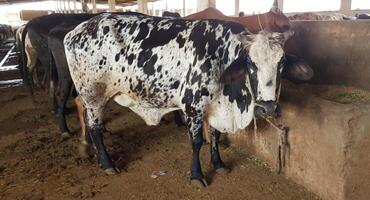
16 24 41 88
288 12 345 21
21 13 97 90
0 24 13 42
162 11 181 18
184 0 290 33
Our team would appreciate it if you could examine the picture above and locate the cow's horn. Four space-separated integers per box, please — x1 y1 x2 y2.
271 0 280 13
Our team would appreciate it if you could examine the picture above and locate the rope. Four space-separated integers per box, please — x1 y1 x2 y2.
257 13 266 33
264 118 289 174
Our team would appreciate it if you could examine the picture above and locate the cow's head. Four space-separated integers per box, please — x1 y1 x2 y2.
266 0 291 33
221 31 293 118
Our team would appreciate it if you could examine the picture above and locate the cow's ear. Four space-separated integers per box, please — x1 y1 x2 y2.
220 58 248 84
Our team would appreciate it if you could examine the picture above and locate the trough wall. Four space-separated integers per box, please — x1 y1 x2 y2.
227 20 370 200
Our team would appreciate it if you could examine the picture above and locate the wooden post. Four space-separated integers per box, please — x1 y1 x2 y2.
73 0 77 13
108 0 116 12
182 0 185 16
138 0 148 14
277 0 284 12
92 0 97 13
209 0 216 8
67 0 71 13
197 0 212 11
55 0 59 13
234 0 239 16
340 0 352 15
62 0 66 13
81 0 85 13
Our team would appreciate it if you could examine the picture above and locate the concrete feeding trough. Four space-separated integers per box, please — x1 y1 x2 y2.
227 20 370 200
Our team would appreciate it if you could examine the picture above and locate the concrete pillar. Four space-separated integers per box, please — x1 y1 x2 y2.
92 0 97 13
138 0 148 14
108 0 116 12
234 0 239 16
340 0 352 15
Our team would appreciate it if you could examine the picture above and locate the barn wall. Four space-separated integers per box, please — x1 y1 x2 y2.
285 20 370 91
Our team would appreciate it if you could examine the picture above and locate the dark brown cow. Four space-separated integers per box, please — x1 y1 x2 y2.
184 2 290 33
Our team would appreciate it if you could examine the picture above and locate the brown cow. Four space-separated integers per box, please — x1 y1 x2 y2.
184 1 290 33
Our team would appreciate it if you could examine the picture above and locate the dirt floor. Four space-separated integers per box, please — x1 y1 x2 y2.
0 84 322 200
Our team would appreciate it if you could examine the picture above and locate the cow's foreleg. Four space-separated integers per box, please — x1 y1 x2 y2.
211 130 228 173
187 113 208 187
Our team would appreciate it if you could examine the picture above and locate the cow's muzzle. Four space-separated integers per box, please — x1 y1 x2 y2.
254 101 279 118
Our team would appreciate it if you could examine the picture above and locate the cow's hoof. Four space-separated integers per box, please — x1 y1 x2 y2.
78 143 91 158
80 139 89 146
190 178 208 188
216 167 230 174
104 167 120 175
61 132 71 140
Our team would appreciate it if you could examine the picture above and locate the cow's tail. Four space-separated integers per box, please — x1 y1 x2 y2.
15 28 24 81
20 24 29 86
20 24 35 99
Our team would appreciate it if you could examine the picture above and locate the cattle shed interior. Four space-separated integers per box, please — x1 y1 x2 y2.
1 1 370 200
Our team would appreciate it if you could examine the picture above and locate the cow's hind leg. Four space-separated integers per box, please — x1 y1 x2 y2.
74 95 87 144
84 98 118 175
55 79 73 139
211 130 228 174
74 94 91 158
186 111 208 187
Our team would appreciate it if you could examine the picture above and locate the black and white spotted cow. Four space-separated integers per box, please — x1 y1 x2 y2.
64 13 290 187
